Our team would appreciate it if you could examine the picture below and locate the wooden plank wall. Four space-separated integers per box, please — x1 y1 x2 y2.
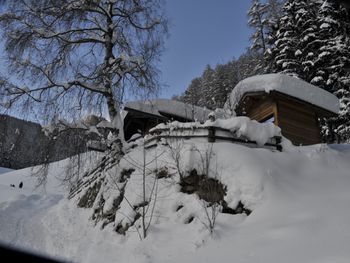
277 100 321 145
246 98 277 124
242 94 322 146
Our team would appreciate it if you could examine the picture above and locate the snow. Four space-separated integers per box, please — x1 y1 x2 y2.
320 22 330 29
124 99 218 122
149 116 283 146
226 73 340 114
0 167 13 175
319 51 331 58
1 141 350 263
203 117 282 146
311 76 324 84
295 49 302 56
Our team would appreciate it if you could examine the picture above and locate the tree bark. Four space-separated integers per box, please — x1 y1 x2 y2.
104 2 125 143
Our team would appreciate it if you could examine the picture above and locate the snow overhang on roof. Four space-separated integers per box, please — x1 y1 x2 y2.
124 99 213 122
227 73 340 114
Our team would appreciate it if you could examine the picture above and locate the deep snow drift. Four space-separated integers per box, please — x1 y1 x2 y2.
1 141 350 263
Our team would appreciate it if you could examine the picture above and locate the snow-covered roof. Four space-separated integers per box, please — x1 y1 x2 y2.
227 73 339 114
124 99 213 122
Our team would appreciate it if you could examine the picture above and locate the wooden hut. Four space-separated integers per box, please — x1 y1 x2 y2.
227 74 339 145
123 99 212 140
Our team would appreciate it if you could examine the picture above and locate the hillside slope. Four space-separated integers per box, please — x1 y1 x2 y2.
0 142 350 263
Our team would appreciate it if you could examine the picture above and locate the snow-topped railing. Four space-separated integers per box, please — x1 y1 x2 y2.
145 118 283 152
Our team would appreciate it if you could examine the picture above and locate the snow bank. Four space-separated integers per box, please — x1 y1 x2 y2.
203 117 281 146
0 152 103 201
226 73 340 114
1 142 350 263
150 116 283 146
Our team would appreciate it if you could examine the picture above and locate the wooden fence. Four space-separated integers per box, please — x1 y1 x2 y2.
145 125 282 151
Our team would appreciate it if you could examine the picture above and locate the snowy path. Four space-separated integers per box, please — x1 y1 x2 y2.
0 192 63 250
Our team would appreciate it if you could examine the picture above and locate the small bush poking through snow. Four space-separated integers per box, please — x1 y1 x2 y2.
180 169 226 204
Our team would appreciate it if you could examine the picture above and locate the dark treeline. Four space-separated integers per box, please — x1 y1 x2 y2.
175 50 262 109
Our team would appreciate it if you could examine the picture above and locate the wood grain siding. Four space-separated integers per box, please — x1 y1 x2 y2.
277 100 321 145
244 97 277 124
236 91 336 146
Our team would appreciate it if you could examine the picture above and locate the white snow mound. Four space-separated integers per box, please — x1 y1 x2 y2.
151 116 283 146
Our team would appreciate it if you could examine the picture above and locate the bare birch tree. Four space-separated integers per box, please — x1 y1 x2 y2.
0 0 167 142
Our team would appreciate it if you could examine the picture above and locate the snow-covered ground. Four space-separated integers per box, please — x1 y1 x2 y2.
0 167 13 175
1 141 350 263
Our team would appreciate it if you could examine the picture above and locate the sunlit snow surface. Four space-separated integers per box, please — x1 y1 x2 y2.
226 73 340 114
1 142 350 263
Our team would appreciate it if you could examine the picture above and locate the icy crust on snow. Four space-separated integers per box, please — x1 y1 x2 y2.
226 73 340 114
150 116 282 146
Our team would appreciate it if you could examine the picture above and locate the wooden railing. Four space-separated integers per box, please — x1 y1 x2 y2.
145 125 282 151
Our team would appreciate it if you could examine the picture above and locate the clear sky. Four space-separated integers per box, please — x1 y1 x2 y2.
159 0 252 98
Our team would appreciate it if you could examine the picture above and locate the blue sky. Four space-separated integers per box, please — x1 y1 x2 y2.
0 1 253 105
159 0 252 98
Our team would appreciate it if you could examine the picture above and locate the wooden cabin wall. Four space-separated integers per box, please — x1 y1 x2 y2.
277 99 321 145
238 92 332 146
245 98 278 125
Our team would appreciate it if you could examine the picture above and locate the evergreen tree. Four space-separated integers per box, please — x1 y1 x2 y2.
248 0 285 74
200 65 216 109
179 59 243 110
314 0 350 142
273 0 315 78
180 78 202 106
266 0 284 25
269 0 350 142
248 0 268 57
236 50 263 79
264 0 285 73
296 0 321 83
211 62 240 108
311 0 350 92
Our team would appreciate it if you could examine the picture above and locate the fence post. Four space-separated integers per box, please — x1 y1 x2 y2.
275 137 282 152
208 127 216 143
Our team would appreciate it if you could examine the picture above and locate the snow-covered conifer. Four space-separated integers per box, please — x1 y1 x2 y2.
272 0 319 78
314 0 350 142
247 0 268 72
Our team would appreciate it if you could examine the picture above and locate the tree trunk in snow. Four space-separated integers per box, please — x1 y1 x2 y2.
106 95 125 143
